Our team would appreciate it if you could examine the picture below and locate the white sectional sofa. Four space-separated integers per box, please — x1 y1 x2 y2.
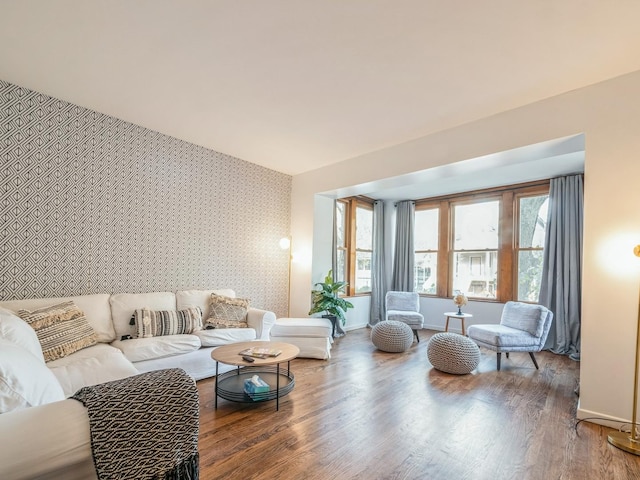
0 288 276 480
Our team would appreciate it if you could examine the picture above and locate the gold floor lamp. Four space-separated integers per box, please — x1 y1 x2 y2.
608 244 640 454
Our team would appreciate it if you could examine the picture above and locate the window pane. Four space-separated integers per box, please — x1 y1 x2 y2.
452 250 497 299
454 201 499 250
336 250 346 283
356 206 373 250
519 196 548 248
415 252 437 294
518 250 544 302
355 251 371 293
415 208 439 250
336 201 346 247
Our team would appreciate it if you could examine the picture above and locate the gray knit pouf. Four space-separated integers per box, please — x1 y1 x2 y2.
371 320 414 353
427 332 480 374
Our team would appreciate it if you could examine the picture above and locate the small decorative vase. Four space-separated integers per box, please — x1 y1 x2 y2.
457 306 462 315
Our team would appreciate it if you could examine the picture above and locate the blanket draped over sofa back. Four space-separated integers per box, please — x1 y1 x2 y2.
72 368 199 480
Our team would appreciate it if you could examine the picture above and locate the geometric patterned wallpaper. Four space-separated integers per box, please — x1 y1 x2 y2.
0 80 291 316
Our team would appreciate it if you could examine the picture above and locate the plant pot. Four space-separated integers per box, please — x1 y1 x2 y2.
322 314 338 338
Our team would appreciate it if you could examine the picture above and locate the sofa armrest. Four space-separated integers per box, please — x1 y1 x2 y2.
0 399 97 480
247 308 276 340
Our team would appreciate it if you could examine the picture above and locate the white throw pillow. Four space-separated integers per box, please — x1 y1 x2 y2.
176 289 236 321
0 307 45 362
0 339 65 413
109 292 177 339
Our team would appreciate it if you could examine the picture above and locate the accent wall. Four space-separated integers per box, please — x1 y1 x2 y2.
1 80 291 316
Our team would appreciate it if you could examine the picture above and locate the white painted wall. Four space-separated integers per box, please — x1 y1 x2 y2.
290 70 640 426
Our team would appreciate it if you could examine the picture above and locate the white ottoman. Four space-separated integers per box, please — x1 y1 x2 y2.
270 317 333 359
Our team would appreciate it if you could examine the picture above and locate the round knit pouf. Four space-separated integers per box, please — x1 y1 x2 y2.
371 320 414 353
427 332 480 375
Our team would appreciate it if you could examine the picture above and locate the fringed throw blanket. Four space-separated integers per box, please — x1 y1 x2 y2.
72 368 199 480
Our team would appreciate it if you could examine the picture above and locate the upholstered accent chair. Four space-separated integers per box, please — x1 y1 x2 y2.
385 291 424 342
467 301 553 371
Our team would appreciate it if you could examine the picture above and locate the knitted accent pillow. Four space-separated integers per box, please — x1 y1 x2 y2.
17 301 97 362
206 294 249 329
133 307 202 338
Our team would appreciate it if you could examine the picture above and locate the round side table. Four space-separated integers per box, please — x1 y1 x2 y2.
443 312 473 335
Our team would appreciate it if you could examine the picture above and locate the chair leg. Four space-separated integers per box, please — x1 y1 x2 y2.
497 352 501 371
414 329 420 343
529 352 539 370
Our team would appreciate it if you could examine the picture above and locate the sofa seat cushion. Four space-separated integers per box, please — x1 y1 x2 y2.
0 294 115 343
110 292 177 339
0 307 45 362
111 334 201 363
0 339 65 413
48 343 139 397
386 310 424 328
467 324 540 349
194 327 256 347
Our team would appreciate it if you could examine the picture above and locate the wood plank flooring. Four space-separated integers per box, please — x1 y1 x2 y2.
197 328 640 480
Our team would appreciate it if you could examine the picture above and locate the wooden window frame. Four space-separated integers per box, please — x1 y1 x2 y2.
338 196 374 296
415 180 549 303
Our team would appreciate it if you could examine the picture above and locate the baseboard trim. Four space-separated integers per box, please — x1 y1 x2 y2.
576 406 630 429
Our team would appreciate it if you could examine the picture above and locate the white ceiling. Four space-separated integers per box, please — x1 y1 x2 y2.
1 2 639 177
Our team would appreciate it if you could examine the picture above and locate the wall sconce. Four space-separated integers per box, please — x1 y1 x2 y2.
608 244 640 454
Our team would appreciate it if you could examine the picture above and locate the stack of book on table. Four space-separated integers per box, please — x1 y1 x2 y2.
238 346 282 359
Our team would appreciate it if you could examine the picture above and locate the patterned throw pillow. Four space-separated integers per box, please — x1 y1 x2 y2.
17 301 97 362
206 294 249 329
133 307 202 338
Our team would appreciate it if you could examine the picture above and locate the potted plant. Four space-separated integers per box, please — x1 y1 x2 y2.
308 270 354 332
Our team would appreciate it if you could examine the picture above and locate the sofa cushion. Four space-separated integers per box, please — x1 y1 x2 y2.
206 294 249 329
17 302 98 362
110 292 177 339
111 334 201 363
0 307 45 362
0 339 65 413
0 294 115 343
133 307 203 338
48 343 139 397
194 327 256 347
176 289 236 320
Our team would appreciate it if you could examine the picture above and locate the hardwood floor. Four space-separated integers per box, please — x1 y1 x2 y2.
197 328 640 480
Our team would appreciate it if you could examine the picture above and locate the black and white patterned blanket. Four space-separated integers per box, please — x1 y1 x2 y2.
72 368 199 480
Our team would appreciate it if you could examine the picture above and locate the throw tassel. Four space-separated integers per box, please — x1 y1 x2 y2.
157 453 199 480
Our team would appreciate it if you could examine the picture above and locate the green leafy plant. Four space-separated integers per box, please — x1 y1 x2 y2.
308 269 354 325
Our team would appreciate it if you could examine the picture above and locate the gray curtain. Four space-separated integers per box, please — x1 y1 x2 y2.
538 175 583 361
331 199 346 337
369 200 386 326
391 200 415 291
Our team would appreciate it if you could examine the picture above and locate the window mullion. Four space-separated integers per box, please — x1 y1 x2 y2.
498 191 514 303
438 200 449 298
347 199 357 296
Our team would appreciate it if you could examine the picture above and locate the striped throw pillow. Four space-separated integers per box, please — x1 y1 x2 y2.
206 294 249 329
133 307 202 338
17 301 97 362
